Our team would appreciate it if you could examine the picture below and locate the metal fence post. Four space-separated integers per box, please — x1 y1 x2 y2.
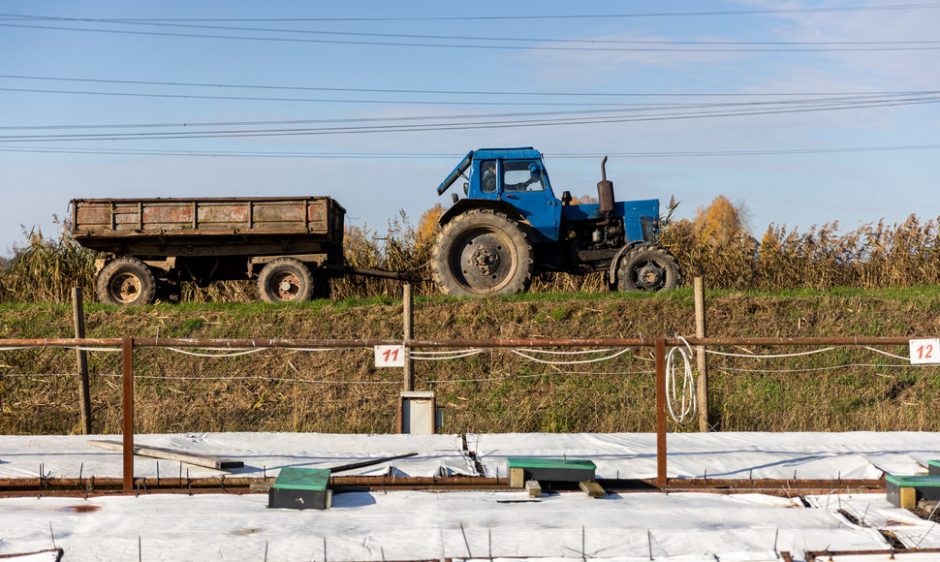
72 287 92 434
655 337 667 488
121 337 135 493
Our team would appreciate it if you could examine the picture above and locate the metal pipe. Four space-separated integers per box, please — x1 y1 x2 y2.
0 335 919 349
655 338 667 488
121 338 134 493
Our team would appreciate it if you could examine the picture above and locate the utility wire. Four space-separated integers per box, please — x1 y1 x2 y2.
0 93 927 131
2 4 938 22
4 73 932 99
3 13 939 47
1 96 937 142
3 21 940 52
2 144 938 159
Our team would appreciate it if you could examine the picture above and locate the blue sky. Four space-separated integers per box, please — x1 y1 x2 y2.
0 0 938 254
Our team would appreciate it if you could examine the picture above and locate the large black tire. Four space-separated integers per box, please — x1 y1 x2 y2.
616 244 681 292
430 209 534 297
95 257 157 305
257 258 315 303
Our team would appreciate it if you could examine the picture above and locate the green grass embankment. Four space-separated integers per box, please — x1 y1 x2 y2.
1 286 939 435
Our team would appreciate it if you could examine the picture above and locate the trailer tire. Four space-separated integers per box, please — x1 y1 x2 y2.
96 257 157 306
257 258 315 303
431 208 534 297
616 244 681 292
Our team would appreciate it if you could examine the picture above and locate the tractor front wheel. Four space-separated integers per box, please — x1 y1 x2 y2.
616 244 681 292
431 209 534 297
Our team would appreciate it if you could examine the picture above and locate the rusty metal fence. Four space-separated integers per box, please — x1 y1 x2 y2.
0 334 927 492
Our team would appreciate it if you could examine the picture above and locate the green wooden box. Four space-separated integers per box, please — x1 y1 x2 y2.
268 467 332 510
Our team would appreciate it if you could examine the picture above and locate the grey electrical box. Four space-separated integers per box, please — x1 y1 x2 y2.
399 391 436 434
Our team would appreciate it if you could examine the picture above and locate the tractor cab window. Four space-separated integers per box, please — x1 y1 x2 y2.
503 160 545 192
479 160 498 193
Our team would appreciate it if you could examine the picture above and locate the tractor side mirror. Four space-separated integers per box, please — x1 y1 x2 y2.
463 182 469 195
562 191 572 206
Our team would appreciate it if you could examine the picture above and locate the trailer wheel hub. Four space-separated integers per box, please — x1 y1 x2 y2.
109 273 142 304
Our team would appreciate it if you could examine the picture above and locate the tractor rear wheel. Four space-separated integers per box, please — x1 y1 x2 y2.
96 257 157 306
616 244 681 292
431 209 534 297
257 258 316 303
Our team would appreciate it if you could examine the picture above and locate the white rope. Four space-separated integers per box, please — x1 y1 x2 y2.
705 346 840 359
719 363 924 374
666 337 696 424
863 346 910 361
428 369 655 383
412 350 483 361
164 347 267 358
411 348 482 356
509 348 632 365
515 348 614 355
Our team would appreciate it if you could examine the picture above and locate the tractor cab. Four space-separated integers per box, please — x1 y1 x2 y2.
437 147 561 242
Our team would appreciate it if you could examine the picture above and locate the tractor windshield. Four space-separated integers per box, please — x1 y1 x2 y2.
503 160 545 192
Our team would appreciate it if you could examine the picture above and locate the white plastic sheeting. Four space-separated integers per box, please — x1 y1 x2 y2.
0 491 892 561
470 432 940 479
806 493 940 549
0 432 474 479
2 431 938 481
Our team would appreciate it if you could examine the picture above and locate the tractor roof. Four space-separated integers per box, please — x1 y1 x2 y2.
472 147 541 159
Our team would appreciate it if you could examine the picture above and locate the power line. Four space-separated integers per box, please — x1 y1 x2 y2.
1 144 938 159
2 73 935 99
3 13 940 47
4 21 940 52
0 94 926 131
3 4 938 22
1 96 937 142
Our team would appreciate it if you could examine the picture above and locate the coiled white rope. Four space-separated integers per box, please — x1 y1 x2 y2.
666 337 696 424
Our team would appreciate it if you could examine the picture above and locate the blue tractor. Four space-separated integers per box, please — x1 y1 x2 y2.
431 147 680 296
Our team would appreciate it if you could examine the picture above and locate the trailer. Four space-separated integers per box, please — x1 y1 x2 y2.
71 196 410 305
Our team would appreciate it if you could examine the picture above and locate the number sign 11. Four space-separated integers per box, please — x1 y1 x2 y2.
909 338 940 365
374 345 406 368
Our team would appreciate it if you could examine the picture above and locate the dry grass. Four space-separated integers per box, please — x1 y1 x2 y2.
2 209 939 303
1 289 939 435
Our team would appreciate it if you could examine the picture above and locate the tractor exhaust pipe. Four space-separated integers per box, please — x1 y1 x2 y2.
597 155 615 216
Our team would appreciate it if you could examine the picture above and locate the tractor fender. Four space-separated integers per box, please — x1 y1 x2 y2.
608 241 650 284
439 199 526 226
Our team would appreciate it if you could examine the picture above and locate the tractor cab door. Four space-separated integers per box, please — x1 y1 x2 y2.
499 159 561 242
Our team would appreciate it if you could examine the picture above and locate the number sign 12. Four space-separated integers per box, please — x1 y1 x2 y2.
374 345 406 368
909 338 940 365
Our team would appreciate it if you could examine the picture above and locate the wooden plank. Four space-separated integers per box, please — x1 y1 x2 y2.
579 480 606 498
72 287 92 435
90 439 243 471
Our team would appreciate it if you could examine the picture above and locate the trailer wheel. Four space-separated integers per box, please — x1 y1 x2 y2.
257 258 315 303
616 244 681 292
96 257 157 305
431 209 534 297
